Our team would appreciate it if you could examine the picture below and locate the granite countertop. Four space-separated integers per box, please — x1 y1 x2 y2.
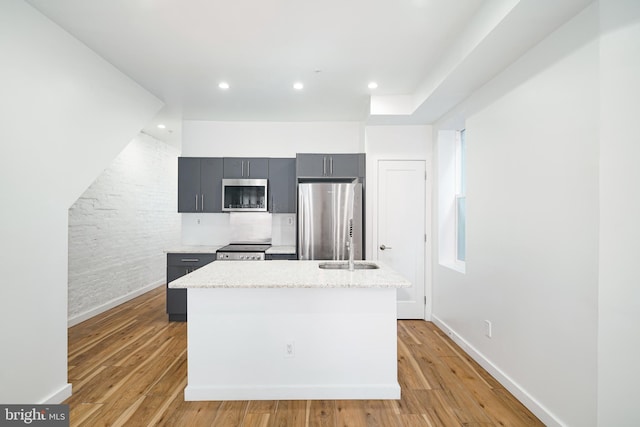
265 245 296 255
164 245 296 255
165 246 223 254
169 260 411 289
166 245 295 255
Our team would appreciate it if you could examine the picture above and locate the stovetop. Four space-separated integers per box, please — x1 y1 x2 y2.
217 244 271 253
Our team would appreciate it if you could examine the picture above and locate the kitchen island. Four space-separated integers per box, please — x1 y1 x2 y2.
169 260 411 401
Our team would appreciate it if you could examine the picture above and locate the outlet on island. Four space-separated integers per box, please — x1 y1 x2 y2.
285 341 295 358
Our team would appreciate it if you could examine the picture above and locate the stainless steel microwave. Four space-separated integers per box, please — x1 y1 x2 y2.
222 179 268 212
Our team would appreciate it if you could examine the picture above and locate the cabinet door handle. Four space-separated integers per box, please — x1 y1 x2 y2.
329 157 333 175
241 161 244 177
181 258 200 262
322 156 327 176
195 194 198 211
379 244 392 251
201 194 204 211
247 160 250 177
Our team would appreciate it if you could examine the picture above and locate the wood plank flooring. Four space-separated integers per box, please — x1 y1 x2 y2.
65 286 543 426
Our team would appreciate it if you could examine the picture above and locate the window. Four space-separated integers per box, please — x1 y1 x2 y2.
437 128 466 273
455 130 466 262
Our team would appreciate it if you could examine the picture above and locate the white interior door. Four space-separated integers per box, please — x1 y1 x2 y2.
377 160 426 319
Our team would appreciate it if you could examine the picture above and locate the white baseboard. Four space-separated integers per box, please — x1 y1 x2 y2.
40 383 72 404
68 280 164 327
184 384 401 401
430 315 565 427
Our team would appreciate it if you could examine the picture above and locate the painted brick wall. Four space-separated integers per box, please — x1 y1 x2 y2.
68 133 180 323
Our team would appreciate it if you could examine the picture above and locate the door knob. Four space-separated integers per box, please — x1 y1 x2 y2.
379 244 392 250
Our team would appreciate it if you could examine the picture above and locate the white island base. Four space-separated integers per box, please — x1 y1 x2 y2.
185 287 400 401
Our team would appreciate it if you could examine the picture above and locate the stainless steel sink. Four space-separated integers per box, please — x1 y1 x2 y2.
318 262 379 270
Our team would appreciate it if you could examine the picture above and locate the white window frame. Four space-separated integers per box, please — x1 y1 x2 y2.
437 129 466 274
454 129 466 265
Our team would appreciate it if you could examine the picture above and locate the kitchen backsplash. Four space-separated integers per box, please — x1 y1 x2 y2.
271 213 296 246
181 213 296 246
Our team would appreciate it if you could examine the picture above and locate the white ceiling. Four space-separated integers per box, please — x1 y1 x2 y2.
25 0 593 144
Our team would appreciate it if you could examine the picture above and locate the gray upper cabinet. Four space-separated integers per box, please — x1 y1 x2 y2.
296 153 365 178
178 157 200 212
200 158 223 212
296 154 327 177
223 157 269 179
330 154 365 178
268 158 296 213
295 153 325 177
178 157 223 212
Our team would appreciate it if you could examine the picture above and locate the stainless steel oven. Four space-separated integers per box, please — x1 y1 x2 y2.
216 244 270 260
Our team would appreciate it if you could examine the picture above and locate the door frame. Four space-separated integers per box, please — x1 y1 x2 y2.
365 155 433 321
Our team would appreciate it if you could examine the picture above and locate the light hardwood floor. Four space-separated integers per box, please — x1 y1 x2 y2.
65 286 543 426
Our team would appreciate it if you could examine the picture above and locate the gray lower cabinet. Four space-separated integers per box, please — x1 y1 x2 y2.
296 153 365 178
268 158 296 213
265 254 297 260
166 253 215 321
223 157 269 179
178 157 223 212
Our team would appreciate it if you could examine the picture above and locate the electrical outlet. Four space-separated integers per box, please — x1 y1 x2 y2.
285 341 295 358
287 216 294 226
484 320 492 338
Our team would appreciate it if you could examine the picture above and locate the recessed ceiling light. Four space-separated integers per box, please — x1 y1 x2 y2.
368 82 378 90
157 124 166 129
218 82 230 90
293 82 304 91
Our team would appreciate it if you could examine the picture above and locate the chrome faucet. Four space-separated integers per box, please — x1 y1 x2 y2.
348 218 355 271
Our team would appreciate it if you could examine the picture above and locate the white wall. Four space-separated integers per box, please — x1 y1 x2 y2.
68 133 180 325
182 120 364 157
0 0 161 404
598 0 640 425
433 4 599 426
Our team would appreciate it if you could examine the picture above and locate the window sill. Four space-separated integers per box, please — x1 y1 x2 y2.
439 260 466 274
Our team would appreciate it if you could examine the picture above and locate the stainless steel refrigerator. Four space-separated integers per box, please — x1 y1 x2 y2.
297 180 363 260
